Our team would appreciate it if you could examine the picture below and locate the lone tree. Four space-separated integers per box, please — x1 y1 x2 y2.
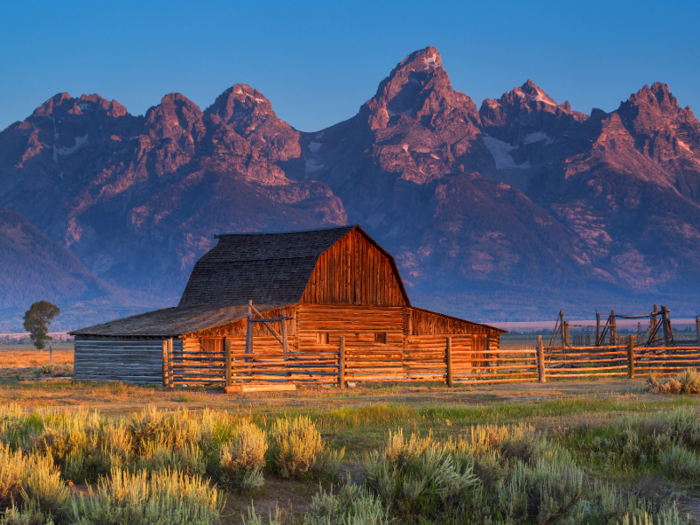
23 301 60 351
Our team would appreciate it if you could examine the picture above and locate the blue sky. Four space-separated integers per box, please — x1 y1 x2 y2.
0 0 698 132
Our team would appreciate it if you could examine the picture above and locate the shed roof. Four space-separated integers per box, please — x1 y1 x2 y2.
410 307 507 335
70 304 285 337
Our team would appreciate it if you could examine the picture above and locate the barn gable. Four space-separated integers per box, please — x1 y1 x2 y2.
301 227 409 306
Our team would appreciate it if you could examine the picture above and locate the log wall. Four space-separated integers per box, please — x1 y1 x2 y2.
74 337 178 385
296 304 405 350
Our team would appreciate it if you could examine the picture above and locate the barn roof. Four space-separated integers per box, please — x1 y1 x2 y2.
178 225 410 307
70 303 286 337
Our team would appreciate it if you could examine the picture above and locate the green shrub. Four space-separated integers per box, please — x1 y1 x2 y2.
138 441 205 476
70 467 223 525
648 369 700 395
618 506 683 525
1 499 55 525
0 446 68 520
218 422 267 491
241 503 282 525
306 482 391 525
268 416 343 479
659 444 700 479
364 430 476 517
560 407 700 479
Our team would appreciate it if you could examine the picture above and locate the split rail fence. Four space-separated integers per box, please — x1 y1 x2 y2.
160 335 700 388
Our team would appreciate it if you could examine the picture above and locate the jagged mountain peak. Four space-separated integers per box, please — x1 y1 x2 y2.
204 83 283 138
395 46 443 73
30 92 128 119
144 93 205 139
617 82 699 138
361 46 478 131
31 92 73 117
484 80 561 112
629 82 680 113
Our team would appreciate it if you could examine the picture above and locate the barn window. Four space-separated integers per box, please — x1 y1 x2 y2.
374 332 387 344
317 332 330 344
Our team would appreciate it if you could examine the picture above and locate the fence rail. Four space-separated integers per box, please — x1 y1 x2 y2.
161 335 700 388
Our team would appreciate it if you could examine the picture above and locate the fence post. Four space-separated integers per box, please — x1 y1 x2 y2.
168 338 174 388
537 335 546 383
224 337 231 388
338 336 345 389
611 310 617 345
446 337 453 387
628 335 635 379
162 339 169 388
696 317 700 344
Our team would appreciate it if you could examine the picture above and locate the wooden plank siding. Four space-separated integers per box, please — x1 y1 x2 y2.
300 229 406 306
296 304 405 351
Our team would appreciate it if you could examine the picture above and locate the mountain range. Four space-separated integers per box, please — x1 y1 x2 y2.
1 46 699 328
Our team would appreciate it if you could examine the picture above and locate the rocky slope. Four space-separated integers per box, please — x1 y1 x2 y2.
2 47 700 321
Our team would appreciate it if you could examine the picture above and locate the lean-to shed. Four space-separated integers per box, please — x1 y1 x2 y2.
71 225 505 384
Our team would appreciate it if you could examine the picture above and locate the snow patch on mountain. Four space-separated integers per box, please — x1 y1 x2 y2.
52 135 88 161
483 136 531 169
523 132 554 145
305 158 324 173
423 53 440 70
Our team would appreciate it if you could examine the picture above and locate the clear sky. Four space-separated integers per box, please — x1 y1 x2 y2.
0 0 698 132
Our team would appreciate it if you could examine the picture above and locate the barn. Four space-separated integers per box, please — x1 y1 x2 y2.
71 225 505 386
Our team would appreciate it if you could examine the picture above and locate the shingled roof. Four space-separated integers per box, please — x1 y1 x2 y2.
178 225 406 306
71 304 286 337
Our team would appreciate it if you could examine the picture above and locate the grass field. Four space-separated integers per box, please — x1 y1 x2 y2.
1 345 700 524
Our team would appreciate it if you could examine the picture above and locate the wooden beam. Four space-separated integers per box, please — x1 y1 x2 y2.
281 309 288 354
224 337 231 388
162 339 169 388
224 384 297 394
248 302 288 346
610 310 617 345
596 310 601 346
537 335 546 383
628 335 635 378
665 306 675 345
245 301 253 355
446 337 453 387
661 305 670 347
167 338 174 388
339 336 345 389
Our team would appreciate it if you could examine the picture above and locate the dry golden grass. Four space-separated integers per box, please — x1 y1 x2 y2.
0 345 74 369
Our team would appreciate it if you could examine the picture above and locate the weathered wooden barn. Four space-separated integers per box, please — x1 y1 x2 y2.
71 225 505 385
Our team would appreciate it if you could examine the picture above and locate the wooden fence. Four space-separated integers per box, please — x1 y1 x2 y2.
161 336 700 388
